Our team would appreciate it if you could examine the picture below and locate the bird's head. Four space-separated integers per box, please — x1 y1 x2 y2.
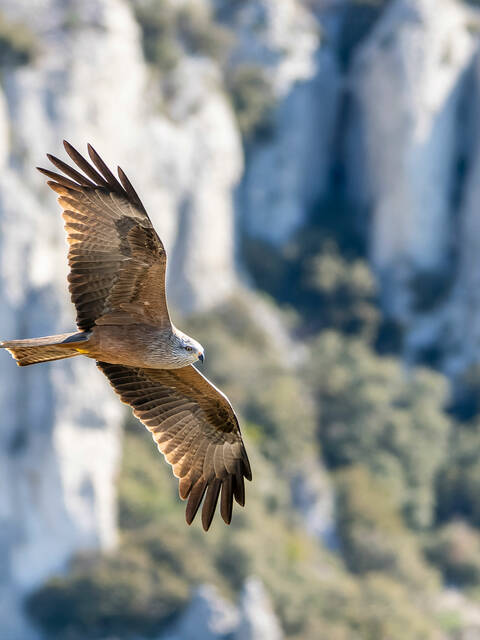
173 329 205 366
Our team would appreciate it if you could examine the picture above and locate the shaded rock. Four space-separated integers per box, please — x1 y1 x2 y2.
160 578 284 640
234 577 283 640
226 0 319 95
241 49 340 244
231 0 339 244
440 49 480 376
348 0 476 321
161 584 239 640
291 458 337 549
0 0 242 637
1 0 243 315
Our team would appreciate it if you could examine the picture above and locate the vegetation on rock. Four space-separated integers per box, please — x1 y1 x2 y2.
24 3 480 638
0 12 37 67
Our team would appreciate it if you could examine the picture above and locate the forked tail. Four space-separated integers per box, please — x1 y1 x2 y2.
0 332 89 366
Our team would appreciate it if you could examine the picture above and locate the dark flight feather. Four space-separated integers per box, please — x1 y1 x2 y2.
87 143 125 195
98 362 251 530
38 142 169 331
63 140 110 188
26 142 252 530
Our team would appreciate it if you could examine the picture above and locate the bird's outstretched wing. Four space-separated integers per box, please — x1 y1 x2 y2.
38 141 170 331
97 361 252 530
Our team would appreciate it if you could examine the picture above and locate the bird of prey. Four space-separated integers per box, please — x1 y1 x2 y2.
1 141 251 531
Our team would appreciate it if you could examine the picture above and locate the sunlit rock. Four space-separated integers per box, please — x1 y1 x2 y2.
235 0 338 244
234 577 283 640
162 585 239 640
0 0 242 636
349 0 476 320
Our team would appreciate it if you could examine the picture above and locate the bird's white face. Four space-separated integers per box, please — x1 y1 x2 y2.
173 331 205 366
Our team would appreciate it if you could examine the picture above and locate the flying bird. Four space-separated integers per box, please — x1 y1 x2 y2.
0 141 251 531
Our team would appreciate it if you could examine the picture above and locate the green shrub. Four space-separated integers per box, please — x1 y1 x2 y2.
337 573 444 640
305 331 451 528
131 0 233 72
27 425 339 639
436 420 480 526
243 198 378 340
131 0 180 72
225 64 276 139
130 2 277 140
305 240 379 340
425 521 480 587
25 291 465 639
26 545 189 638
176 6 232 61
0 12 37 67
336 466 438 588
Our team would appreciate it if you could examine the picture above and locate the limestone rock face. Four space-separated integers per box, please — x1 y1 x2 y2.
226 0 319 95
0 0 243 315
441 53 480 376
234 577 284 640
161 578 283 640
162 58 243 313
161 585 239 640
234 0 339 244
0 161 123 636
241 50 340 244
291 459 337 549
0 0 242 636
348 0 476 320
7 0 480 636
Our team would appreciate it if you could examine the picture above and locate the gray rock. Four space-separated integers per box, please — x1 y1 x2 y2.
1 0 243 315
439 52 480 375
291 459 337 549
348 0 476 322
161 585 239 640
161 578 284 640
227 0 320 95
241 49 340 244
234 577 283 640
236 0 340 244
0 155 123 638
0 0 242 636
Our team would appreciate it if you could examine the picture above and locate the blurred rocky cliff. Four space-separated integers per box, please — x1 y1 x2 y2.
0 0 244 634
2 0 480 637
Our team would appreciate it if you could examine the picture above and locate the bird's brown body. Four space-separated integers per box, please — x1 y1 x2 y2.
75 324 198 369
0 141 251 531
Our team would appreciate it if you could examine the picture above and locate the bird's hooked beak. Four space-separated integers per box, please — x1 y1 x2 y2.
198 351 204 364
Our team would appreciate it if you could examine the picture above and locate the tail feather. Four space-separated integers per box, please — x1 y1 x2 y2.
1 332 89 366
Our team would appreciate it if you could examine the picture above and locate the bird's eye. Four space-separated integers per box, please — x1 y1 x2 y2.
185 346 193 352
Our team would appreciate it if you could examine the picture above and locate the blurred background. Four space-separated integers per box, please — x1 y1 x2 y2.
4 0 480 638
